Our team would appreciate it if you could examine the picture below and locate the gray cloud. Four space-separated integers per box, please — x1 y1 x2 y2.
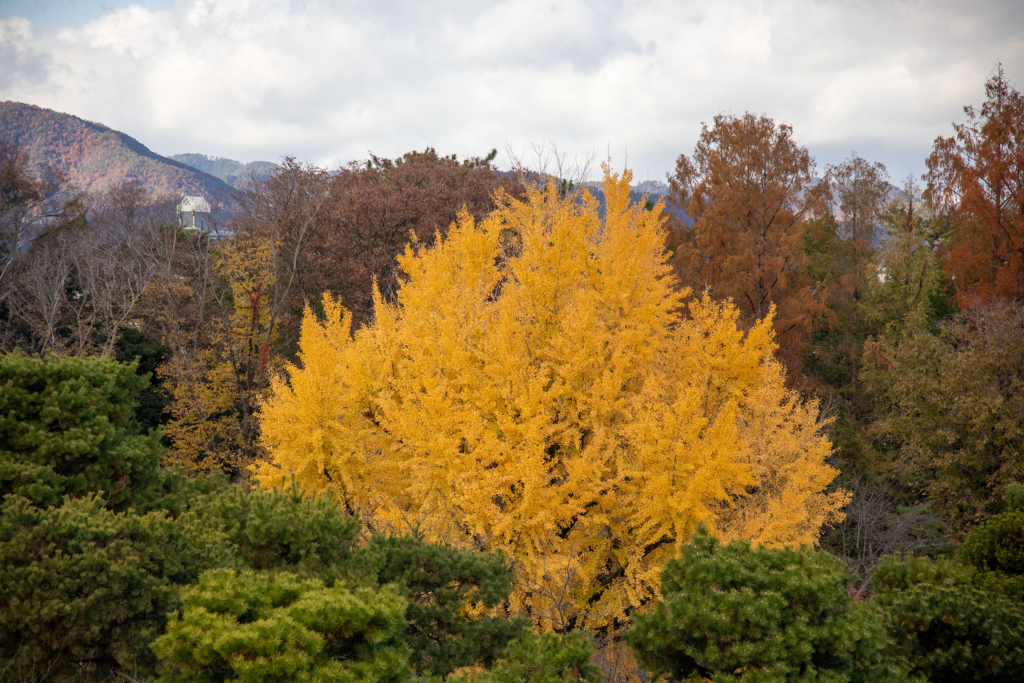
1 0 1022 183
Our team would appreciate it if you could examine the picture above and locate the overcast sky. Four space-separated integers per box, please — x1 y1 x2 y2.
1 0 1022 185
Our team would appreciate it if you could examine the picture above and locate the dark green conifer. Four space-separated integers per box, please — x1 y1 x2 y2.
627 528 905 682
0 351 163 510
873 484 1024 682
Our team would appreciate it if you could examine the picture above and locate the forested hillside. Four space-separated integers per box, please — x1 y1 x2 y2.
2 70 1024 683
0 101 233 197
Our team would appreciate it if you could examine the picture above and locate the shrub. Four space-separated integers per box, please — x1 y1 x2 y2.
873 485 1024 682
151 568 410 683
190 481 362 581
447 631 602 683
0 495 227 681
359 531 527 677
627 528 904 683
872 555 1024 682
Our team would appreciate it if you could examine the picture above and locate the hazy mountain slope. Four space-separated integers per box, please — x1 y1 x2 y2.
576 178 687 224
169 153 278 188
0 101 233 198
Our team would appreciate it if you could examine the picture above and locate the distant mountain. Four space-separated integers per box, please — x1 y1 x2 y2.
0 101 233 198
575 178 687 223
170 153 278 188
633 179 670 196
579 179 669 197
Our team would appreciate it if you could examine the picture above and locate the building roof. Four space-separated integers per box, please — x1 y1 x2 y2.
178 195 211 213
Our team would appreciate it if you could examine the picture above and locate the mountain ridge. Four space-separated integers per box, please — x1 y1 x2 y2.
0 101 233 198
169 153 278 188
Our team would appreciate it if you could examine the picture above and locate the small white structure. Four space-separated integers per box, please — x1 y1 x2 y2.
177 195 212 232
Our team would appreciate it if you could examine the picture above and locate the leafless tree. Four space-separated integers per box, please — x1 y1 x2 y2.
822 477 947 584
505 139 598 192
84 183 165 355
233 157 331 353
7 227 77 354
4 181 169 356
0 140 87 349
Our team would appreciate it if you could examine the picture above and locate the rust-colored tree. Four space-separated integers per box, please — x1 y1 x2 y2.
667 113 828 374
927 67 1024 307
230 149 520 342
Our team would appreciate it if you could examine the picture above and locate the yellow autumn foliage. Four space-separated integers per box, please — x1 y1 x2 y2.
255 166 848 629
164 235 278 474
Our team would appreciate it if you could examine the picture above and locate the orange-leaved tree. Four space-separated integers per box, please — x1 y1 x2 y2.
926 67 1024 307
667 113 829 374
256 167 847 631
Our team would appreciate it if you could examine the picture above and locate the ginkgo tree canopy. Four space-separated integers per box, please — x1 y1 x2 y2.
256 166 847 630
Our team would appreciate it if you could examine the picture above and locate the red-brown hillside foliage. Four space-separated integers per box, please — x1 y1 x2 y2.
0 101 231 197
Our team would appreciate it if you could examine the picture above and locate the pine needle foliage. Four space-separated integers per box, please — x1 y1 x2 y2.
186 480 362 582
872 556 1024 683
151 568 411 683
0 494 229 681
627 529 906 683
444 631 602 683
0 354 526 680
360 531 528 677
873 485 1024 681
256 166 847 629
0 351 164 510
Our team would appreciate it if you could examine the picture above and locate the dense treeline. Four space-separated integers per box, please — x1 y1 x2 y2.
2 68 1023 682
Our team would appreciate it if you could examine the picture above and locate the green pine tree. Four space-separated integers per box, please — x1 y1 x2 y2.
151 568 411 683
359 531 528 677
0 351 164 510
873 484 1024 682
627 528 908 683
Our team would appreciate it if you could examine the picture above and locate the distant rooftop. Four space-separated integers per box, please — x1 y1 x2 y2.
178 195 211 213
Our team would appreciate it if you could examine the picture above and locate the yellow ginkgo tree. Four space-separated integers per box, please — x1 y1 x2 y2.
255 166 848 631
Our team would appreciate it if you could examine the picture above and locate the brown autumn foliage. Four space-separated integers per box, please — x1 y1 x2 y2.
927 67 1024 307
667 113 829 373
230 149 521 348
0 101 232 198
309 148 522 330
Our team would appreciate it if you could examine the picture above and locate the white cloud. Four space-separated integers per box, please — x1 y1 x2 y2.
1 0 1022 183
